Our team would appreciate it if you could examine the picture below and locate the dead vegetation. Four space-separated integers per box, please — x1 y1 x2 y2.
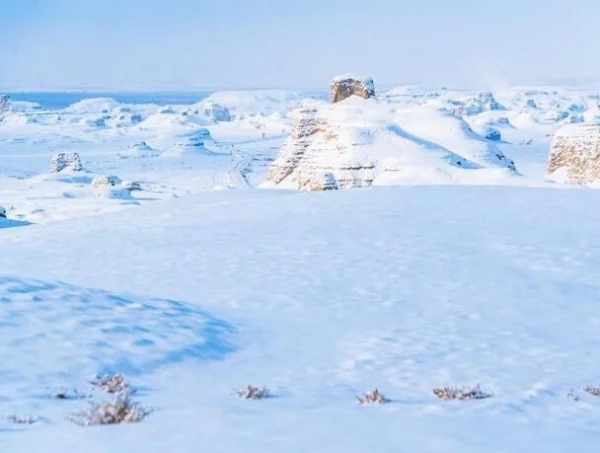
4 414 38 425
71 392 152 426
233 385 270 400
54 388 88 400
433 385 491 401
357 388 389 405
71 374 151 426
89 374 130 395
583 384 600 397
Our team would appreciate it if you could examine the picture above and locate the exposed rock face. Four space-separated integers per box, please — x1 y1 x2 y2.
50 153 83 173
297 172 339 191
266 108 327 185
202 101 231 122
121 180 142 191
330 75 375 103
0 95 11 116
265 78 517 190
547 123 600 184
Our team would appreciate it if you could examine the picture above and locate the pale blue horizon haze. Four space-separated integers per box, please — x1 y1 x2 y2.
1 0 599 91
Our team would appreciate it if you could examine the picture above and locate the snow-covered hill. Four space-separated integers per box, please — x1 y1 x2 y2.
3 84 600 452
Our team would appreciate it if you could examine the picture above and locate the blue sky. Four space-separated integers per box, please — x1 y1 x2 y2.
1 0 599 90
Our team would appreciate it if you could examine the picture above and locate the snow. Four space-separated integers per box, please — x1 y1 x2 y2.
2 187 600 452
2 86 600 451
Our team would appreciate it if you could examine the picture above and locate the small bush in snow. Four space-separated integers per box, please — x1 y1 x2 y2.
357 388 389 405
89 373 130 394
55 388 88 400
433 385 491 401
71 392 151 426
233 385 270 400
5 414 38 425
583 385 600 397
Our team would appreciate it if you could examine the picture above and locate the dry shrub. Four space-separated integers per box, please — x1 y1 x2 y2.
89 374 130 394
357 388 389 405
72 374 151 426
583 385 600 397
233 385 270 400
71 392 151 426
433 385 491 401
55 388 88 400
5 414 38 425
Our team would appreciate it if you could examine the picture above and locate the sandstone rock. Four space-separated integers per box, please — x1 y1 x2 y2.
548 123 600 184
297 172 339 191
462 92 504 116
265 79 516 190
330 75 375 103
121 180 142 191
202 101 231 122
266 108 327 184
0 95 11 116
50 153 83 173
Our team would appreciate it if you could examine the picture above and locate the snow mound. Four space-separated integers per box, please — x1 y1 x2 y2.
198 90 305 117
166 129 213 156
93 187 139 202
119 141 160 159
91 175 122 188
0 113 38 126
66 98 122 114
0 276 235 395
0 218 30 229
140 109 211 130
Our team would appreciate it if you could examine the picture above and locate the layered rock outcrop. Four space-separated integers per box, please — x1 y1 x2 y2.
50 153 83 173
265 77 517 191
330 75 375 103
0 95 10 116
266 108 327 185
202 101 231 122
547 123 600 184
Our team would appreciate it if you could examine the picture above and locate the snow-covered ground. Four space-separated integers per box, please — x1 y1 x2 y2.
2 86 600 452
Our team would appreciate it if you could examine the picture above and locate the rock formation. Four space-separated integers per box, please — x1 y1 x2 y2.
266 108 326 185
265 77 517 191
202 101 231 122
547 123 600 184
50 153 83 173
330 75 375 103
0 95 11 116
0 206 6 219
297 172 339 191
121 180 142 192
